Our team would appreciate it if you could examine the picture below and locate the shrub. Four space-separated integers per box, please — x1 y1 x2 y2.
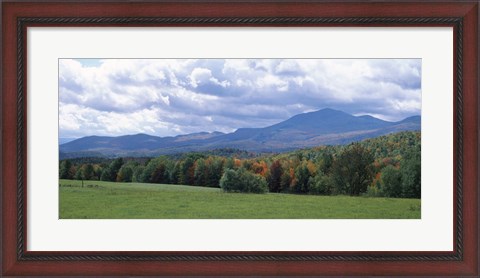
219 168 268 193
308 173 333 195
381 165 403 198
364 183 384 197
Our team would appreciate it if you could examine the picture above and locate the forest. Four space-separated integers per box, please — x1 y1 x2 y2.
59 131 421 199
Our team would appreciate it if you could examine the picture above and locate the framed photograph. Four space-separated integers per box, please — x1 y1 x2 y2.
2 1 478 276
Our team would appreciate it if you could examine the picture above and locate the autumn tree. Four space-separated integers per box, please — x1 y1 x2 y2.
142 157 167 183
280 166 295 193
224 157 235 170
242 160 253 171
252 160 268 176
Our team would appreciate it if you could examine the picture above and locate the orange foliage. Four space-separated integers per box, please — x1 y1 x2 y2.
371 172 382 186
251 161 268 176
289 167 296 187
306 161 316 175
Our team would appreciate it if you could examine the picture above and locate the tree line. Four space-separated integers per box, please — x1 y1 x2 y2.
59 131 421 198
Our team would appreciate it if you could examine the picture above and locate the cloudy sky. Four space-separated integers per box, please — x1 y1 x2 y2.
59 58 421 138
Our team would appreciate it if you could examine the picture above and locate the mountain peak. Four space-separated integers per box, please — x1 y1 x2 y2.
357 115 376 119
306 108 347 116
60 108 421 158
318 107 342 113
310 108 353 118
401 115 421 122
274 108 353 127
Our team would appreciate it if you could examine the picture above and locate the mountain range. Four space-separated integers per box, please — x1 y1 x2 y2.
59 108 420 159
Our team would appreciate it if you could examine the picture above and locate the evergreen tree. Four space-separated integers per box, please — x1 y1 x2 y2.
180 157 195 185
194 158 207 186
294 163 310 193
268 160 283 192
206 157 224 187
59 160 74 179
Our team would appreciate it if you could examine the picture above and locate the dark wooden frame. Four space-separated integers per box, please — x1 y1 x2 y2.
1 1 478 276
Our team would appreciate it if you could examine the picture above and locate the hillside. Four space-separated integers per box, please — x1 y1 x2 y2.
60 131 421 200
60 108 420 158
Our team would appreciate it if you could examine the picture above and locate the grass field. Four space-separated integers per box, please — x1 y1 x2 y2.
59 179 421 219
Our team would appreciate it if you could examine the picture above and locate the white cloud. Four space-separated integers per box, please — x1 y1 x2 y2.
275 59 301 75
59 58 421 138
189 67 212 88
189 67 230 88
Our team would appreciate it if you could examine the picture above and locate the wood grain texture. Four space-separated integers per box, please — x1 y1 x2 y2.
2 1 478 276
460 5 478 275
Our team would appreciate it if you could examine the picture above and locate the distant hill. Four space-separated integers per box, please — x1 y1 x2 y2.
59 138 78 144
60 108 420 158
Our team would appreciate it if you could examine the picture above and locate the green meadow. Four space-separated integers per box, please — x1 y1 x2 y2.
59 179 420 219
